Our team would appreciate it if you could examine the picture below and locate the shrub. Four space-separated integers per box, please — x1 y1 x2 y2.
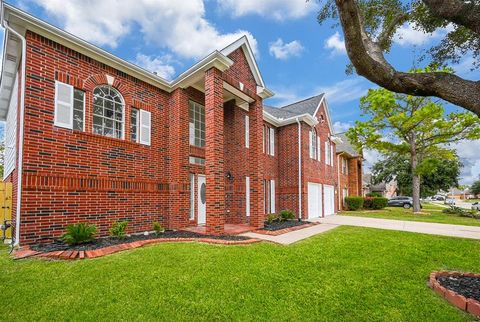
279 209 296 221
61 223 97 245
265 213 278 225
366 192 382 198
109 221 129 238
442 206 480 219
371 197 388 209
345 196 364 210
363 197 374 209
152 221 165 234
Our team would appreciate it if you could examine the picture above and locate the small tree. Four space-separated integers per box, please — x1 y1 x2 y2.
348 87 480 213
472 179 480 196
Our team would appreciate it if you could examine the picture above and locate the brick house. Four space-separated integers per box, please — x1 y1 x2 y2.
335 133 363 210
0 4 358 245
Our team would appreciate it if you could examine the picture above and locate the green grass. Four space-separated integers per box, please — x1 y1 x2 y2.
465 199 480 203
341 203 480 226
1 227 479 321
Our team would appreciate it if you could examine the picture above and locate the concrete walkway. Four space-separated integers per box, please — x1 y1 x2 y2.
241 223 339 245
314 216 480 240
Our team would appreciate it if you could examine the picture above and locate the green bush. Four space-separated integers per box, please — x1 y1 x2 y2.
366 192 382 198
371 197 388 209
265 213 278 225
443 206 480 219
152 221 165 234
279 209 296 221
363 197 374 209
109 221 129 238
345 196 364 210
61 223 97 245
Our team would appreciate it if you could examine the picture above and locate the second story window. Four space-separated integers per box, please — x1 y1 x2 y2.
309 129 319 160
189 100 205 147
131 108 139 142
54 81 84 131
342 158 349 174
93 85 124 139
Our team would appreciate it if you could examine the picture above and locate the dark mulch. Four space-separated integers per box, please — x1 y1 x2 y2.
438 275 480 302
261 220 311 231
31 230 251 253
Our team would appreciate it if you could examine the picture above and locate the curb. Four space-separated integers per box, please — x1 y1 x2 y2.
428 271 480 317
12 237 262 261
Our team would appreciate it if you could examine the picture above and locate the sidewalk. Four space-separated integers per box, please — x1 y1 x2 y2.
314 215 480 240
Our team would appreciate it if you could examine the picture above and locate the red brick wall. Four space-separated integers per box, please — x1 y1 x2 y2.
276 123 298 215
19 31 173 244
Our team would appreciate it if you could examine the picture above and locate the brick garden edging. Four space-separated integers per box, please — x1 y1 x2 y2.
12 237 262 261
252 222 318 236
429 271 480 317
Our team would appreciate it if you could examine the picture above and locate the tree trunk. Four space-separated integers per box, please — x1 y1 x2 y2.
410 139 421 213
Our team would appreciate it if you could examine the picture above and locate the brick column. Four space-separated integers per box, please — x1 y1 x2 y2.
248 99 265 228
205 68 225 235
167 88 190 229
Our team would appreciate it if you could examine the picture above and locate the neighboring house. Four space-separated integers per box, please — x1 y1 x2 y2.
363 174 397 199
447 188 475 200
335 133 363 211
0 4 357 245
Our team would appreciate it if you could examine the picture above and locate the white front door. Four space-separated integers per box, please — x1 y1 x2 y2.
197 175 206 225
324 185 335 216
308 183 322 219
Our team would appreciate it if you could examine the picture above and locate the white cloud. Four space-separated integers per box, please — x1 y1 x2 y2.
269 39 304 60
324 32 346 55
393 23 453 46
134 54 175 80
333 121 353 134
216 0 317 20
363 149 383 171
32 0 258 60
451 139 480 185
316 78 369 104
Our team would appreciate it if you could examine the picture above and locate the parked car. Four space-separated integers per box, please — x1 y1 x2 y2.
444 198 456 205
388 196 421 209
472 202 480 211
435 196 445 201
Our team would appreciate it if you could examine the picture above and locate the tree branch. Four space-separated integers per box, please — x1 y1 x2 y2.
376 12 409 48
422 0 480 35
335 0 480 115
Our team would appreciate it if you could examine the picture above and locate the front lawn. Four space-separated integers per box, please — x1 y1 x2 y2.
341 203 480 227
1 226 479 321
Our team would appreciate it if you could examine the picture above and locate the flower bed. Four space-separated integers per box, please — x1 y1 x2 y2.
253 220 317 236
13 231 261 260
429 271 480 317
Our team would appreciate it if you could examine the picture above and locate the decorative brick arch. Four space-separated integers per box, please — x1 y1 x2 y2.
84 74 133 106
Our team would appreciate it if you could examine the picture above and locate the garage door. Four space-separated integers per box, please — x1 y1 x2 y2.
324 185 335 216
308 183 322 219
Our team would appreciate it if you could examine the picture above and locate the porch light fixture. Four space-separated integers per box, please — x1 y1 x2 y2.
225 171 234 181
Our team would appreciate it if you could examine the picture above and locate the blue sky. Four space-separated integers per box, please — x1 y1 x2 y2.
2 0 479 184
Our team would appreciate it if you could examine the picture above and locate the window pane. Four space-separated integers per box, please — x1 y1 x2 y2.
73 109 83 131
188 101 205 147
92 85 124 139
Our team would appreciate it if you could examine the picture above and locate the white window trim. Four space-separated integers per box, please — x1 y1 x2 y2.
92 85 125 139
246 176 250 216
270 179 276 213
73 89 86 132
54 81 74 129
245 115 250 148
317 136 321 161
269 128 275 156
139 109 151 146
190 174 195 220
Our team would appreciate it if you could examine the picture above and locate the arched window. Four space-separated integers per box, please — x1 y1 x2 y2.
310 128 318 159
92 85 124 139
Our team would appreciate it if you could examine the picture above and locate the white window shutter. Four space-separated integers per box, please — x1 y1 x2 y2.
54 81 73 129
245 176 250 216
309 131 313 159
270 128 275 156
325 141 329 165
331 143 334 166
245 115 250 148
139 110 151 146
317 136 321 161
270 180 276 213
262 126 265 153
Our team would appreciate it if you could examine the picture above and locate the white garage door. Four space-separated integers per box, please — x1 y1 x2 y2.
308 183 322 219
324 185 335 216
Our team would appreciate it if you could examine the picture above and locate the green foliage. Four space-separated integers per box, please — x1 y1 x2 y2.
345 196 364 211
442 206 480 219
317 0 480 73
366 192 382 197
279 210 296 221
371 153 461 197
152 222 165 234
472 179 480 196
363 197 388 210
265 214 278 225
109 221 128 238
61 223 97 245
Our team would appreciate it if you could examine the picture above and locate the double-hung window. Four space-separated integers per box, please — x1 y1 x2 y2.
264 179 276 214
92 85 124 139
54 81 85 131
310 129 319 160
130 108 152 145
189 101 205 147
245 115 250 148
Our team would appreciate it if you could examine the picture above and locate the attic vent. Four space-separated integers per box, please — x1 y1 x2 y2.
8 34 18 42
320 114 325 123
6 54 16 62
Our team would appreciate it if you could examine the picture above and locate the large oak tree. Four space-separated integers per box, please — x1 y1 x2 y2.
317 0 480 115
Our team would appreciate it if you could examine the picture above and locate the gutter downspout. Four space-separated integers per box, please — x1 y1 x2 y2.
296 118 302 221
2 2 27 247
337 152 345 211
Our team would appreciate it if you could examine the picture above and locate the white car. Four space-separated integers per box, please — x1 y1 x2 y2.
444 198 456 205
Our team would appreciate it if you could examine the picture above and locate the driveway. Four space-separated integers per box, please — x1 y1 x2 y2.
314 215 480 240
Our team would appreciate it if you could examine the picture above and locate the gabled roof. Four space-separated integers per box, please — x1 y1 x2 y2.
220 36 265 88
335 132 361 157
